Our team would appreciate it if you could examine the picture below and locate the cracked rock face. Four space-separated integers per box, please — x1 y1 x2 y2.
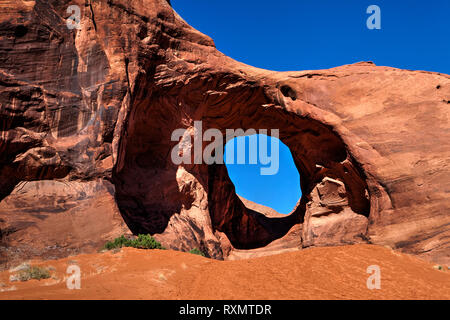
0 0 449 266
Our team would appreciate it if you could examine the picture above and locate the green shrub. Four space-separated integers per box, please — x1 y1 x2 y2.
103 235 130 250
17 266 51 281
132 234 164 249
103 234 164 250
189 248 205 257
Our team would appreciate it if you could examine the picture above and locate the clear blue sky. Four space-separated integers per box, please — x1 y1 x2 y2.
172 0 450 73
172 1 449 214
224 135 301 214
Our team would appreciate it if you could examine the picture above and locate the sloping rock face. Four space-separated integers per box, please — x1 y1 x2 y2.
0 0 449 266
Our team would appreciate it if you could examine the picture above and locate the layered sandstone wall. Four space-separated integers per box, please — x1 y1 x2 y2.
0 0 449 266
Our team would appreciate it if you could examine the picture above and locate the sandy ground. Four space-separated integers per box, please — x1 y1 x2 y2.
0 244 449 300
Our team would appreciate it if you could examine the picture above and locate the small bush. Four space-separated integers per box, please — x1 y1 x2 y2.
16 266 51 281
103 235 130 250
132 234 164 249
189 248 205 257
103 234 164 250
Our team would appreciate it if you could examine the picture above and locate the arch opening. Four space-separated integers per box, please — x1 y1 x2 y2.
224 134 302 215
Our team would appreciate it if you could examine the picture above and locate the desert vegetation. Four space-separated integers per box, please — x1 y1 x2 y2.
103 234 164 250
10 265 51 282
189 248 206 257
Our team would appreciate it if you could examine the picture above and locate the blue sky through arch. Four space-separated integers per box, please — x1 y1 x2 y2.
224 135 301 214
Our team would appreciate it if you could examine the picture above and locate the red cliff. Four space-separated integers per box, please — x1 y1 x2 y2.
0 0 449 267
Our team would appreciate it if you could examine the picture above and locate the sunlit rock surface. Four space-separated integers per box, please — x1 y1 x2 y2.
0 0 449 267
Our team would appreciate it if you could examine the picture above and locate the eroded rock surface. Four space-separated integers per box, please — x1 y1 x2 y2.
0 0 449 266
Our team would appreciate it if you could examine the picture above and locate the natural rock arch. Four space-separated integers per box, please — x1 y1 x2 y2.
0 0 448 265
113 70 376 258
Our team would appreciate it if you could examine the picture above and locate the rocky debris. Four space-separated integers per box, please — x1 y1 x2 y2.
302 177 369 247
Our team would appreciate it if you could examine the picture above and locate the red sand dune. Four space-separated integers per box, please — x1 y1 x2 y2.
0 244 449 300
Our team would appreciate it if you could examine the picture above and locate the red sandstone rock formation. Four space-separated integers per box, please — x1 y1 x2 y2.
0 0 449 266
